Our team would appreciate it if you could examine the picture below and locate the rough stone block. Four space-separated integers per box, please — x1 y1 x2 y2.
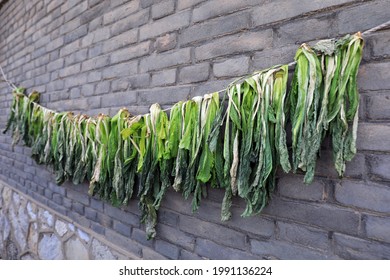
335 180 390 213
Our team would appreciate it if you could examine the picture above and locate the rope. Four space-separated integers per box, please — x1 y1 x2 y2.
1 19 390 114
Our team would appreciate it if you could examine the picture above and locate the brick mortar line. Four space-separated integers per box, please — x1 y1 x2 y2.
0 178 141 260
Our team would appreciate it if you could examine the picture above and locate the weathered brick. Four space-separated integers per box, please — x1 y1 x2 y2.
365 215 390 243
195 238 256 260
152 0 175 20
155 239 180 259
60 40 80 57
250 44 294 69
104 204 140 227
101 91 137 107
177 0 206 10
140 48 191 72
155 33 177 53
142 247 168 260
335 180 390 213
357 123 390 151
195 30 273 61
90 198 104 212
82 55 110 71
48 182 66 196
72 201 85 215
251 239 334 260
110 9 149 36
140 0 164 8
277 222 330 251
157 223 195 250
66 188 90 206
158 209 179 226
105 228 142 257
333 233 390 259
138 86 191 105
64 1 88 22
367 94 390 120
368 154 390 181
140 11 191 41
278 175 326 202
65 49 88 65
103 1 140 25
179 215 246 249
102 61 138 79
85 207 98 221
181 11 250 46
102 30 138 53
192 0 261 23
275 16 336 47
214 56 250 78
263 198 360 234
131 228 154 247
110 41 151 64
179 63 209 84
113 220 131 237
337 0 390 35
369 30 390 59
64 74 88 88
152 69 176 87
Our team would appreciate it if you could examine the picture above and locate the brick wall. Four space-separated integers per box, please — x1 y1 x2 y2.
0 0 389 259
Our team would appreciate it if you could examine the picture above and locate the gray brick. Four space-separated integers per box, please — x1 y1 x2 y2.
179 63 209 84
110 9 149 36
263 198 360 235
47 58 64 72
46 37 64 52
278 222 330 251
48 182 66 196
333 233 390 259
155 239 180 259
101 91 137 107
357 123 390 151
275 16 336 47
140 0 164 8
104 204 140 227
367 94 390 120
90 198 104 212
155 33 177 53
105 228 142 257
72 201 85 215
128 74 150 89
85 207 98 221
44 188 53 199
138 86 191 105
87 96 101 108
195 238 256 260
177 0 206 10
251 239 333 260
368 154 390 181
88 72 102 83
102 30 138 53
195 30 273 61
65 74 88 88
64 1 88 22
252 45 297 71
369 30 390 59
365 215 390 243
60 40 80 57
179 215 246 249
81 1 109 24
179 249 203 260
214 56 249 78
82 55 110 71
252 0 353 27
88 43 103 58
103 1 140 25
96 212 112 228
102 61 138 79
158 209 179 226
181 11 250 45
131 228 154 247
337 0 390 35
278 175 326 202
192 0 261 23
157 223 195 250
113 220 131 237
65 49 88 65
140 48 191 72
67 188 90 205
60 17 82 36
95 81 110 95
139 11 191 41
152 0 175 20
142 247 168 260
110 41 151 64
335 180 390 213
152 69 176 86
90 222 105 236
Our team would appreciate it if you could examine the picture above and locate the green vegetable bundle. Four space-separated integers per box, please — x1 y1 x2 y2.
3 33 363 239
290 33 364 182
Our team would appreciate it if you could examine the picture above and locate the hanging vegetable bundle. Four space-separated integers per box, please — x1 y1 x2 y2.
3 33 363 239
